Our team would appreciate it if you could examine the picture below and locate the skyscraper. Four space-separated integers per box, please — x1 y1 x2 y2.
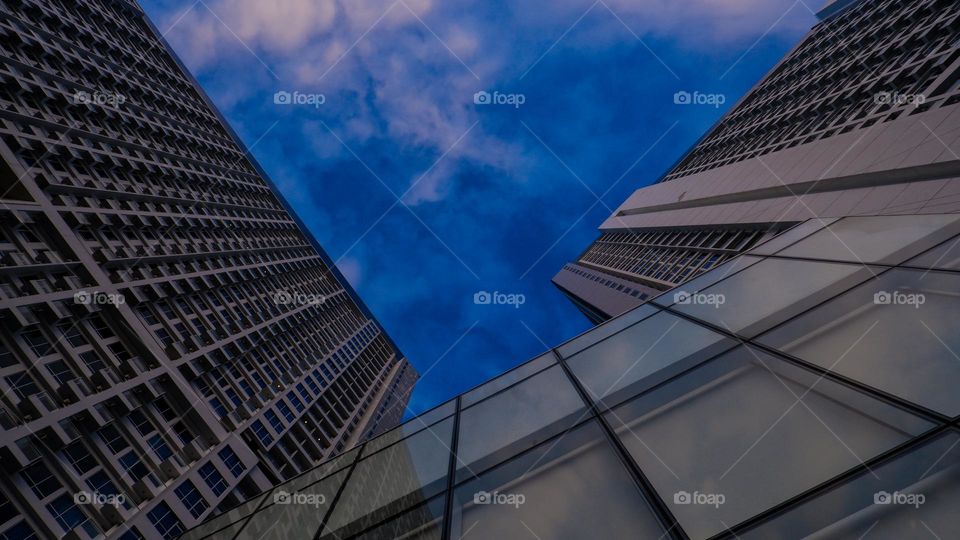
188 212 960 540
554 0 960 321
0 1 415 539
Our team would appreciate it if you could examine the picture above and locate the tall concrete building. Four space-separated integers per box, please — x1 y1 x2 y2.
0 0 416 539
554 0 960 321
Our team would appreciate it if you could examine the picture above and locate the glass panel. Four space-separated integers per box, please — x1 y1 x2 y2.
178 493 266 540
605 346 932 540
235 468 347 540
743 431 960 540
273 446 358 496
906 235 960 270
672 257 876 337
758 268 960 416
566 311 734 409
778 214 960 265
347 496 445 540
363 400 456 457
557 303 659 358
657 255 764 307
456 365 586 481
748 219 835 255
324 416 454 537
462 352 556 407
449 421 666 540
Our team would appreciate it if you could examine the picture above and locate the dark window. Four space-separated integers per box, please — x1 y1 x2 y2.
147 502 184 540
173 481 208 519
218 446 246 477
198 463 226 497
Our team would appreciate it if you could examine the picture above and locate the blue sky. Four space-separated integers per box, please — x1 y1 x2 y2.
139 0 816 417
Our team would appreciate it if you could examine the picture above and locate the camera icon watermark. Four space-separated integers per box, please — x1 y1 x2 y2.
274 90 326 108
74 290 125 306
673 290 725 308
473 290 526 309
74 90 127 107
473 490 525 508
673 90 726 108
74 491 125 507
673 490 725 508
874 490 925 508
873 290 925 309
473 90 526 108
274 489 326 507
273 290 326 306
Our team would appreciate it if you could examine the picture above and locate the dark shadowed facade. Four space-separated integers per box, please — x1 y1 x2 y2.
0 0 416 538
555 0 960 321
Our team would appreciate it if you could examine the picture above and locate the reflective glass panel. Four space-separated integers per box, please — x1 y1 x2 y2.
456 365 586 481
363 400 456 457
671 257 876 337
743 431 960 540
557 303 659 358
324 417 454 537
178 493 265 540
605 346 932 539
566 311 734 409
778 214 960 265
906 235 960 270
462 352 556 407
235 468 347 540
450 421 666 540
656 255 764 308
338 496 444 540
758 268 960 416
748 219 835 255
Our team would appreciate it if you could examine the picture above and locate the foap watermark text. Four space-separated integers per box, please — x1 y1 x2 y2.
274 290 326 306
674 290 725 308
674 91 726 108
274 90 326 108
874 290 924 308
874 490 925 508
75 491 125 507
274 490 326 507
474 290 525 308
74 290 125 306
674 490 725 508
474 90 526 108
474 490 525 508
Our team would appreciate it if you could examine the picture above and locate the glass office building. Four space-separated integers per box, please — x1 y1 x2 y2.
186 213 960 540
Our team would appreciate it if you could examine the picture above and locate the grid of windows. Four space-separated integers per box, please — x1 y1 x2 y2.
661 0 960 182
577 226 781 291
0 0 417 536
184 215 960 540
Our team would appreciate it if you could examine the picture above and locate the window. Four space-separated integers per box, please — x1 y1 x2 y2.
758 268 960 416
46 495 99 537
129 410 154 436
148 435 173 460
21 463 61 499
78 351 105 372
265 410 284 433
174 481 209 519
63 442 97 475
97 425 129 454
447 421 665 540
20 330 52 357
45 361 77 385
250 421 273 446
0 522 37 540
605 346 933 539
324 418 454 537
147 502 184 540
456 365 586 480
198 463 227 497
218 446 246 477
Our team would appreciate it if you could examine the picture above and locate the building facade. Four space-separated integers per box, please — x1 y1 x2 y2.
555 0 960 320
188 213 960 540
0 0 416 539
